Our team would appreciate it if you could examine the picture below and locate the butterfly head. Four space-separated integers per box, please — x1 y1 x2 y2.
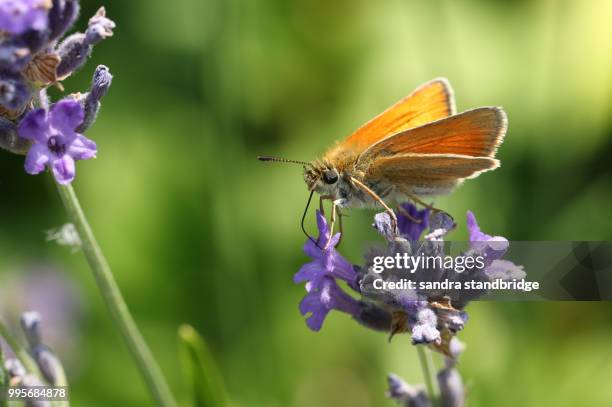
304 159 341 196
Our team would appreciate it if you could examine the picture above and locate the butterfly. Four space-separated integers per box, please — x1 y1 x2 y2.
260 78 507 239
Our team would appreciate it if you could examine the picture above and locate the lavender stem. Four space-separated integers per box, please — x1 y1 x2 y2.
0 321 41 378
55 183 177 407
417 346 438 407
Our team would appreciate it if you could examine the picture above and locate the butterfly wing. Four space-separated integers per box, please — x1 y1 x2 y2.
370 153 500 196
360 107 506 195
359 107 507 164
324 78 456 163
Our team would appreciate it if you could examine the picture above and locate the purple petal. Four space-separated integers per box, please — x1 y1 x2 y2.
314 210 331 247
397 202 430 241
298 277 360 331
24 143 50 174
466 211 490 241
293 261 324 284
302 238 323 259
67 134 97 160
51 155 75 185
299 291 329 331
18 109 48 143
49 99 84 137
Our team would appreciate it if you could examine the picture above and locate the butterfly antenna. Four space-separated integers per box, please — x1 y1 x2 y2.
301 189 321 249
258 156 311 166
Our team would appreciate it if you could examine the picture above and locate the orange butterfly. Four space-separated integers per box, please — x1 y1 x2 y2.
260 78 507 236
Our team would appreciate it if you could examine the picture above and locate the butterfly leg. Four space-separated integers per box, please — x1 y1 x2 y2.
350 177 398 234
319 196 327 216
398 187 447 215
397 205 423 224
324 200 346 249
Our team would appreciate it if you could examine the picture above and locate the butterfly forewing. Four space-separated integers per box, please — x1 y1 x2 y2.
325 78 456 160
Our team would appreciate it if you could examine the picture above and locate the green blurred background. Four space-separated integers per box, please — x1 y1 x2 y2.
1 0 612 405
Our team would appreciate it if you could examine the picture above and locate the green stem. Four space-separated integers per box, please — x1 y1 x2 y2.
0 321 41 378
55 183 176 407
416 346 438 407
0 333 8 407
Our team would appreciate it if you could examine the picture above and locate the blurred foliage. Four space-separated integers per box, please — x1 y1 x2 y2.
0 0 611 405
178 324 229 407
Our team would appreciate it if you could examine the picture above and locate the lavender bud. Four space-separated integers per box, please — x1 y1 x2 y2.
56 7 114 79
0 70 31 110
76 64 112 132
411 308 441 345
387 374 432 407
20 311 42 348
33 346 65 385
373 212 397 241
0 115 31 154
84 7 114 45
55 32 86 78
5 358 26 378
48 0 80 41
437 367 465 407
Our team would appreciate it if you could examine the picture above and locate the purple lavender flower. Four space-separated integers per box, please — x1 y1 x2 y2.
18 97 96 184
298 276 361 331
0 0 50 35
294 210 359 291
294 210 361 330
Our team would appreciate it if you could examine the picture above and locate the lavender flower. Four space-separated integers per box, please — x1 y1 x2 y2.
0 0 50 35
294 211 361 330
294 210 359 292
18 97 96 184
298 276 361 331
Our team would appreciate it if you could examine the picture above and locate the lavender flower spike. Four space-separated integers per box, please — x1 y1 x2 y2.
0 0 50 35
18 97 97 184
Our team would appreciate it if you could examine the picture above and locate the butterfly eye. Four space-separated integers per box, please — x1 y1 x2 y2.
323 170 339 184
